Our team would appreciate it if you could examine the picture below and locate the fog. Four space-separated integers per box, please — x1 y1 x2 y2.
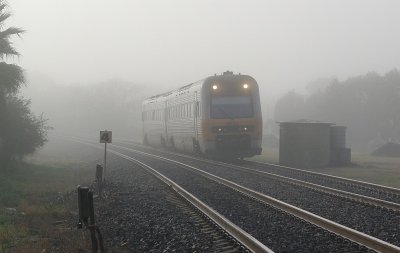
8 1 400 147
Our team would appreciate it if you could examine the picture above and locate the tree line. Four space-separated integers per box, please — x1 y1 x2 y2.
274 69 400 152
0 1 48 168
22 77 148 140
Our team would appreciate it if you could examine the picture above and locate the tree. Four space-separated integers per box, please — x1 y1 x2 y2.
0 1 48 167
274 70 400 152
0 0 24 94
274 91 305 122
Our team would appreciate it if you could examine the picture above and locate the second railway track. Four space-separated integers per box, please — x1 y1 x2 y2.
96 141 398 252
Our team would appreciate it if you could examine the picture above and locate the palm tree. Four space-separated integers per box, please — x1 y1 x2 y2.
0 0 25 94
0 0 25 167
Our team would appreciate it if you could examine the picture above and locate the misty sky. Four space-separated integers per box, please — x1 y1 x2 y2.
9 0 400 95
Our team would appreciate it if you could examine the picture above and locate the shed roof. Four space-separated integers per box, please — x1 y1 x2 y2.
278 119 334 125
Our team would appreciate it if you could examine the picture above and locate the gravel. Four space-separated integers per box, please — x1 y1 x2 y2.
116 144 400 247
123 150 373 253
94 155 228 252
242 160 400 204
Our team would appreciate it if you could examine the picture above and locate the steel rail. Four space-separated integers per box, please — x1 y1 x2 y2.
75 140 273 253
249 160 400 196
117 140 400 197
112 143 400 212
111 144 400 253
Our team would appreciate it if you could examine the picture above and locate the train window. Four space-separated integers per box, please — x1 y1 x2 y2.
211 95 253 118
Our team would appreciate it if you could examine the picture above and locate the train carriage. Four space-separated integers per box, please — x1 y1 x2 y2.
142 71 262 158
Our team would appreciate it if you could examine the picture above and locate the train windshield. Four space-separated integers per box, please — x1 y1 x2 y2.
211 96 253 119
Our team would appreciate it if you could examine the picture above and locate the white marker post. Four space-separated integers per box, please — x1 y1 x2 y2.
99 130 112 182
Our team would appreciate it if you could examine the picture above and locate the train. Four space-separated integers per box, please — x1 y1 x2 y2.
141 71 263 158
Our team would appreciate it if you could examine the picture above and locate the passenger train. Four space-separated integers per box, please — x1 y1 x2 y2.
142 71 263 158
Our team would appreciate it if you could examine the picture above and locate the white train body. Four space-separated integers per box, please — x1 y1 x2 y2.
142 71 263 158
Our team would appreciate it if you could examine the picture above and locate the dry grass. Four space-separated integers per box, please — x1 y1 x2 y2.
0 162 93 253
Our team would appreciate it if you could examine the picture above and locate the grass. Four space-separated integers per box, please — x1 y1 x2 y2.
0 162 93 252
251 147 400 188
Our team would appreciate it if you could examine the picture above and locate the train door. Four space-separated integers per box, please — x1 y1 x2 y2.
193 92 200 152
163 101 168 147
194 92 198 139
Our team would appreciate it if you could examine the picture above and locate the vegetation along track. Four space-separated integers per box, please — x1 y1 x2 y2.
105 141 400 253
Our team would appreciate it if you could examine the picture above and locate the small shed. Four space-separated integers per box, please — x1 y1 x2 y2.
330 126 351 165
279 120 351 168
279 120 332 168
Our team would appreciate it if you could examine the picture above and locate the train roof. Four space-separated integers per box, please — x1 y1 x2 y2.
143 79 204 103
143 71 255 103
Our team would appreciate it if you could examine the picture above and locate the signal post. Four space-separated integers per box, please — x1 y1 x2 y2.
99 130 112 182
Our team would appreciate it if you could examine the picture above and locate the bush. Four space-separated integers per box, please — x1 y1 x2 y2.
0 95 49 167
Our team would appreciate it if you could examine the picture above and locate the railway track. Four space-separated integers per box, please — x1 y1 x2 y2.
110 142 400 248
114 141 400 211
77 140 271 253
73 138 400 252
240 160 400 204
87 140 399 252
115 140 400 203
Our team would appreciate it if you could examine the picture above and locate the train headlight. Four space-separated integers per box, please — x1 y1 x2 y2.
212 84 218 90
212 126 224 133
241 126 254 132
243 83 249 89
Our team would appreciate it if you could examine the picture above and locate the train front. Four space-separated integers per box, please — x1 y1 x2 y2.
201 72 263 158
